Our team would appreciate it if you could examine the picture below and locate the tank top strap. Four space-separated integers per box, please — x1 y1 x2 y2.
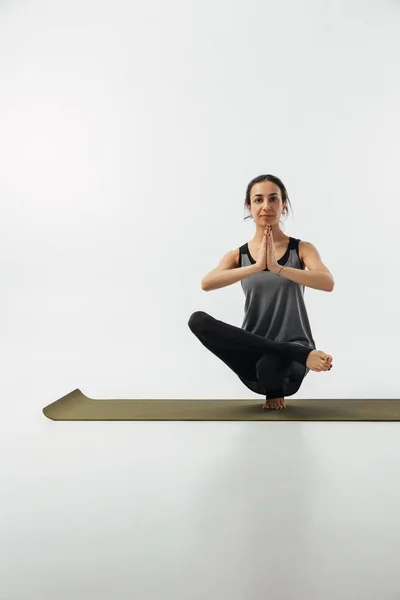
289 237 303 265
238 243 248 268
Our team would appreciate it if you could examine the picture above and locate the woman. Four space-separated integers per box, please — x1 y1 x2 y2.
188 174 335 411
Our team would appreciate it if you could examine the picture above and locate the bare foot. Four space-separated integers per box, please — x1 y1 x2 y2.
306 350 333 372
262 397 286 410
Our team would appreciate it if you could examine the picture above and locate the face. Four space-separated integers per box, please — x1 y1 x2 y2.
248 180 286 225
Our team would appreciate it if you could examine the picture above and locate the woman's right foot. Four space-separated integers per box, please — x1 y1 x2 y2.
306 350 333 372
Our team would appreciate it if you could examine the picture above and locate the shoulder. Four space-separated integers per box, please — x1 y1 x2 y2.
298 240 331 273
217 247 241 269
298 240 310 262
232 247 241 267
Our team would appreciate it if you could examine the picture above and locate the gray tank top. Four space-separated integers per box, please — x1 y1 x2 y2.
238 237 316 351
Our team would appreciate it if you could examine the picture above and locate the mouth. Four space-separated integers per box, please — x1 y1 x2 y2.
261 215 273 218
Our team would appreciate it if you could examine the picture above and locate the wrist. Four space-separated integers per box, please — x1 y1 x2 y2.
252 263 264 273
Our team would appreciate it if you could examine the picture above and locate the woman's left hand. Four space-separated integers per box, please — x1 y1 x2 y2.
266 225 280 273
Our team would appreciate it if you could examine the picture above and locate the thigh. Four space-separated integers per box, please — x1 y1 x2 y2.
188 311 310 366
193 329 262 382
189 311 262 380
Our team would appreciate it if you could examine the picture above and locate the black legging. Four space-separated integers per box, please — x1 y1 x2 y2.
188 311 313 399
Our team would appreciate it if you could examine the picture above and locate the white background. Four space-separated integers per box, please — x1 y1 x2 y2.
1 1 400 599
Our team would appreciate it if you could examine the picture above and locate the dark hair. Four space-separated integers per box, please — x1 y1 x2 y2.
243 174 293 221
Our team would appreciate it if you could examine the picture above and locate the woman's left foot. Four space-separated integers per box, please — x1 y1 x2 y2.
263 397 286 410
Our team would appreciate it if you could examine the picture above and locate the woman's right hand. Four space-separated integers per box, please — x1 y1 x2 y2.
255 226 268 271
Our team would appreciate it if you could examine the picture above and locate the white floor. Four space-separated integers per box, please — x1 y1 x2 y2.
2 416 400 600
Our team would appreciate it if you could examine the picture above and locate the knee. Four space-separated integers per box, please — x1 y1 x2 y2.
188 311 210 334
256 354 282 376
256 354 285 386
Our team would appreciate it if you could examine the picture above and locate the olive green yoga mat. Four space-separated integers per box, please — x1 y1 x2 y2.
42 389 400 421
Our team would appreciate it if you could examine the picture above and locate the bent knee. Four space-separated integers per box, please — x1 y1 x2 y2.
188 311 210 333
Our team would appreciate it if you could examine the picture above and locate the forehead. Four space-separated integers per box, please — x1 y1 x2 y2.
251 181 281 197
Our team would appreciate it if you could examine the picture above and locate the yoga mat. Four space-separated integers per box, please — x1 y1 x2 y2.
42 389 400 421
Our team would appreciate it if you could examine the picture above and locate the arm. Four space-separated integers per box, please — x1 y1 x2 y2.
271 241 335 292
201 249 260 291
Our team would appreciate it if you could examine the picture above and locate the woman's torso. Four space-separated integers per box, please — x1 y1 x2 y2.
236 235 316 351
